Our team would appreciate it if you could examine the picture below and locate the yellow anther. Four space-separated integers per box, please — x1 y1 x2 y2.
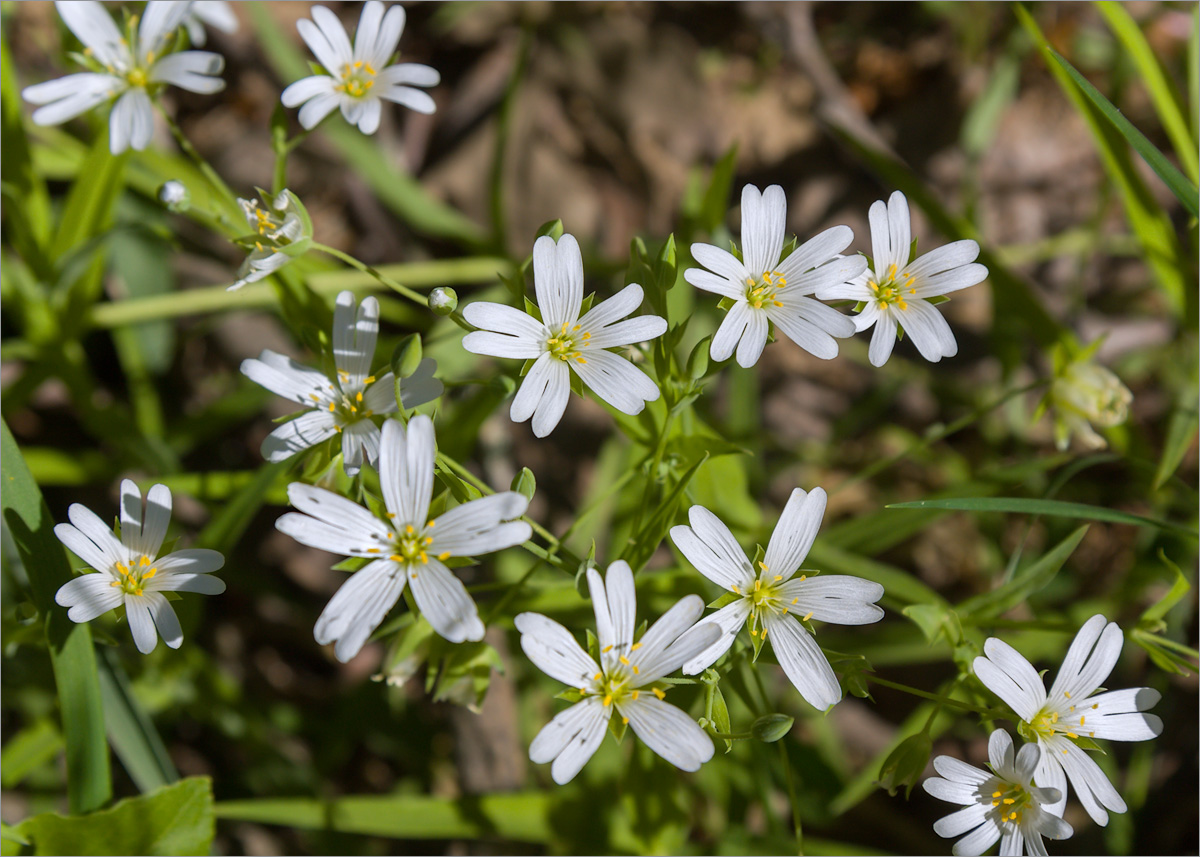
619 655 630 666
1064 691 1072 699
140 556 150 566
773 575 782 582
602 645 613 653
992 790 1003 798
758 561 769 572
631 690 639 701
363 375 376 384
992 800 999 807
754 580 761 591
427 520 436 528
418 551 427 563
438 552 450 561
622 716 629 724
110 581 121 587
1091 703 1098 710
791 597 799 605
355 391 363 402
389 554 403 562
750 628 758 637
594 672 602 681
798 575 806 582
802 611 814 621
406 525 415 534
652 688 665 700
367 547 380 553
1003 798 1016 805
731 585 739 593
631 643 642 651
1079 716 1085 725
328 402 336 412
424 537 433 545
632 665 639 674
1066 732 1078 739
603 694 612 707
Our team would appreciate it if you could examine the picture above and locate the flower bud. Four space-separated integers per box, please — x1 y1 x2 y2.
751 713 794 743
510 467 536 502
391 334 423 380
878 732 933 798
429 287 458 316
687 336 711 380
157 180 190 212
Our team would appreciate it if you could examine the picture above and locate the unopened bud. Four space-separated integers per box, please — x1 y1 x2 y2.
391 334 423 379
687 336 711 380
157 180 190 212
429 287 458 316
878 732 933 798
751 713 794 743
510 467 536 502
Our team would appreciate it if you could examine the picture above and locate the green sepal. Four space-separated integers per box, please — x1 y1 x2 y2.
330 556 370 573
707 591 741 610
751 713 794 743
750 624 766 661
716 296 736 312
535 219 564 241
751 544 766 570
555 688 585 703
585 628 600 664
877 732 933 798
521 294 543 323
710 682 733 753
519 358 536 378
926 294 950 307
608 713 627 743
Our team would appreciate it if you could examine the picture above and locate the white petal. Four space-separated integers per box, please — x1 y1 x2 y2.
546 698 609 785
339 418 380 476
814 273 873 302
461 331 543 360
297 91 341 129
973 640 1046 722
534 234 583 329
1048 615 1121 704
281 74 337 108
1015 740 1042 783
25 73 118 126
110 88 154 154
582 315 666 350
709 302 752 363
126 596 159 654
66 504 127 568
683 268 742 299
988 728 1017 780
241 350 333 405
619 695 713 772
998 828 1023 857
56 574 123 623
315 559 405 662
356 96 382 134
776 575 885 625
932 804 989 837
381 415 434 527
377 62 440 89
529 698 606 771
55 522 119 574
572 350 659 416
764 612 841 711
673 505 754 590
119 480 172 558
515 612 600 688
905 240 980 279
376 85 435 114
933 754 992 786
397 360 443 410
740 184 785 274
509 353 552 427
912 263 989 299
681 599 751 674
532 359 571 438
261 410 339 462
57 1 125 69
283 482 391 545
597 561 636 657
690 243 750 283
1034 741 1068 819
150 51 225 94
352 0 384 62
735 309 768 368
303 5 353 72
576 282 648 335
429 492 531 557
924 776 984 807
763 487 824 580
781 254 869 300
628 594 705 682
139 1 190 58
333 291 379 383
643 616 721 683
1051 734 1125 825
1082 688 1163 741
149 572 226 595
363 4 407 68
408 557 484 643
868 308 897 367
777 225 855 280
191 1 238 34
463 301 546 340
952 818 1001 856
143 591 183 649
897 299 957 362
767 302 843 360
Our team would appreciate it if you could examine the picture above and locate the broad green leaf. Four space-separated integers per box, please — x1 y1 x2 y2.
1 419 111 813
16 777 214 856
887 497 1197 537
957 526 1089 619
214 792 553 843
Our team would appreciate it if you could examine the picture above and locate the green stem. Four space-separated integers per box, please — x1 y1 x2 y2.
159 109 240 216
779 741 804 852
867 675 1012 720
312 243 474 331
630 402 680 537
272 128 314 195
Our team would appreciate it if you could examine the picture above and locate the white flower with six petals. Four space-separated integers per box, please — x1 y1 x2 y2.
684 184 864 368
23 1 225 154
276 415 531 662
817 190 988 367
670 487 884 711
54 479 227 654
515 561 719 784
241 290 442 475
281 1 439 134
462 233 668 437
923 728 1073 857
973 614 1163 826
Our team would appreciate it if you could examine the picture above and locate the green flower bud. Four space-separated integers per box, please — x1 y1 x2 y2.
510 467 536 502
429 287 458 316
391 334 423 379
687 335 712 379
751 713 794 743
877 732 933 798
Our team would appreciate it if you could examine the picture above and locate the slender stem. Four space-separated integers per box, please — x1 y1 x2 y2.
778 742 804 852
867 675 1012 720
705 728 755 741
273 128 313 195
630 402 680 537
312 243 474 331
159 109 240 217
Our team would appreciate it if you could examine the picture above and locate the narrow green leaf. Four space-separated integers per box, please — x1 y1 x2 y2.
17 777 214 856
1141 550 1192 625
958 525 1089 618
807 542 949 609
196 460 290 554
887 497 1196 537
214 792 553 843
97 648 179 794
1153 379 1199 490
1 419 111 813
1048 47 1198 216
701 144 739 233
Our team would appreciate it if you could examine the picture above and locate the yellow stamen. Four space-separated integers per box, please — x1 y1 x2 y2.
802 611 813 621
603 694 612 707
652 688 665 700
619 655 630 666
437 552 450 560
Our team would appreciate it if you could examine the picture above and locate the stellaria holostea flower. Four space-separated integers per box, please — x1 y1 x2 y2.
924 729 1073 856
276 416 532 661
461 233 668 437
228 189 313 290
241 290 442 475
281 1 439 134
670 487 884 711
973 614 1163 825
182 1 238 47
684 183 863 368
54 479 226 654
22 1 225 154
817 190 988 367
1043 342 1133 452
515 561 719 784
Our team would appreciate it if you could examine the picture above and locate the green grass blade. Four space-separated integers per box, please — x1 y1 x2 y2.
1049 47 1198 217
957 525 1089 618
1 419 111 813
1154 378 1199 490
214 792 553 843
1096 1 1199 184
97 648 179 794
887 497 1196 537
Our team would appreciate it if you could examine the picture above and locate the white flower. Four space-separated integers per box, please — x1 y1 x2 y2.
461 233 668 437
229 189 313 290
817 190 988 367
241 290 442 476
669 487 884 711
924 729 1073 857
276 415 532 662
683 184 863 368
183 1 238 47
22 1 225 155
515 561 720 784
1046 350 1133 452
54 479 226 654
973 614 1163 826
280 1 440 134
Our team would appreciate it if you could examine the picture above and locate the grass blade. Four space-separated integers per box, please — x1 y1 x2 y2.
97 648 179 794
887 497 1196 537
1 419 111 813
958 525 1089 619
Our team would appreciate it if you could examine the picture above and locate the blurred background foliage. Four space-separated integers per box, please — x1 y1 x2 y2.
1 1 1196 854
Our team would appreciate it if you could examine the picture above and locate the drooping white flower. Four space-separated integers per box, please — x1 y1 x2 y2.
461 233 668 437
22 1 225 155
683 184 863 368
515 561 719 784
54 479 226 654
924 729 1073 857
241 290 442 476
973 614 1163 826
817 190 988 367
276 416 531 662
1044 344 1133 452
280 1 439 134
183 1 238 47
669 487 884 711
228 189 313 290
